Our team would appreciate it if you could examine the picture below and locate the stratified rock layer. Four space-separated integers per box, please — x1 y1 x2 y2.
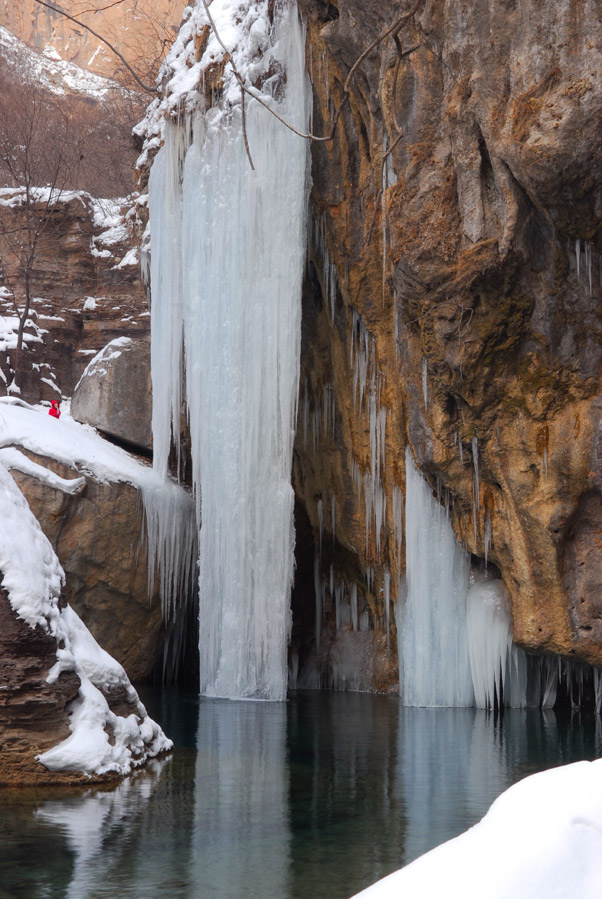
293 0 602 671
0 587 82 784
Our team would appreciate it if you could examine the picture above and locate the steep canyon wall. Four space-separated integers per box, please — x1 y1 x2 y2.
292 0 602 681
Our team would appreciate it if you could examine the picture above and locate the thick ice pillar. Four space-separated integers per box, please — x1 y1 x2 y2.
149 2 310 699
399 449 474 707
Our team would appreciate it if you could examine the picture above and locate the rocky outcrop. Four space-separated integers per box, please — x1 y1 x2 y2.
11 452 165 683
0 586 82 785
0 581 165 785
290 0 602 672
71 337 152 452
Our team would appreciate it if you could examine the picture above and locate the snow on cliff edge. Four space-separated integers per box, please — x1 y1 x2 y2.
0 397 175 776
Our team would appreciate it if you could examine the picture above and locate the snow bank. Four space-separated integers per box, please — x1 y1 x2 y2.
0 455 171 776
351 758 602 899
0 395 154 486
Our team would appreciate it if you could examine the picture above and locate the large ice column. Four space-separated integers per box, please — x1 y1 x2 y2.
148 3 310 700
399 448 474 707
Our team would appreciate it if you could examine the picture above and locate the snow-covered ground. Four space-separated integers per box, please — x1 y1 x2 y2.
0 397 195 776
352 757 602 899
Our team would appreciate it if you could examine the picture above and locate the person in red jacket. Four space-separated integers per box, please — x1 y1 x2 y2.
48 400 61 419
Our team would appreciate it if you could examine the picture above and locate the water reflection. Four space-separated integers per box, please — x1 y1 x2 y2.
1 692 601 899
34 760 170 899
189 700 290 898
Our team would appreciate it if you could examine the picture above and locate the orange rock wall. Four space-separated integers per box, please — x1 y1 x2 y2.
293 0 602 673
0 0 185 84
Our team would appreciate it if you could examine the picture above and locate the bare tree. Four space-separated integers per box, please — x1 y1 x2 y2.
0 70 87 390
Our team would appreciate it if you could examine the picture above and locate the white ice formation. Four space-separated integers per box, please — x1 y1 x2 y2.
400 447 473 707
147 0 310 700
399 448 602 710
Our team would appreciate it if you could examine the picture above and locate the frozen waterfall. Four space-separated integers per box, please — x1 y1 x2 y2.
148 3 310 700
398 450 597 710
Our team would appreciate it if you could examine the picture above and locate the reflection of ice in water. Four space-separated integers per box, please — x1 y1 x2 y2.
35 758 168 899
190 699 290 899
397 707 579 866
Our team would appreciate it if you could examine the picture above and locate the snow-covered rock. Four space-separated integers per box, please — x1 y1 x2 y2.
0 455 171 779
0 398 198 779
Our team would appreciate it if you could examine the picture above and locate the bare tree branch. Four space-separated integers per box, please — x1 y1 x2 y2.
200 0 422 144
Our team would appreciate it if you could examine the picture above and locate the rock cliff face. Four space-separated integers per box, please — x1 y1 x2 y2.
0 193 149 403
291 0 602 678
12 452 164 683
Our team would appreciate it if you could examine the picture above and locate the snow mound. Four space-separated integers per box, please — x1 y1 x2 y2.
352 758 602 899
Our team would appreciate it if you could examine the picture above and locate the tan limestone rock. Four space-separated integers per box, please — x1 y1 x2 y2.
294 0 602 670
11 453 164 683
71 338 152 452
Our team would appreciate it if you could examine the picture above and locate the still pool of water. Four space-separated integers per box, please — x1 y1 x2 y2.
1 690 601 899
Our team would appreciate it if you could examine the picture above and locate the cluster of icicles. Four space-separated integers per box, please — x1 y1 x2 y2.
400 448 602 711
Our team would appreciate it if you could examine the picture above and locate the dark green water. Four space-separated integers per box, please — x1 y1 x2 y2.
1 690 601 899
